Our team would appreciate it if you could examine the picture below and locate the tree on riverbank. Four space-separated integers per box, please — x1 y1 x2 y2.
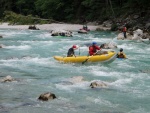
0 0 149 25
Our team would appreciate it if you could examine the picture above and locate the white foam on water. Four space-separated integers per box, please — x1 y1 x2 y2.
129 107 147 113
145 46 150 51
92 70 122 77
0 57 54 69
87 65 131 77
116 62 135 69
110 78 132 87
129 72 150 81
55 81 90 92
91 70 111 77
58 39 85 44
1 30 29 37
17 40 53 44
86 96 118 108
4 45 31 50
117 43 135 50
55 84 75 92
35 32 51 38
94 97 118 107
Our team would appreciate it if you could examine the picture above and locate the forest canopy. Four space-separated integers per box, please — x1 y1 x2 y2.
0 0 149 23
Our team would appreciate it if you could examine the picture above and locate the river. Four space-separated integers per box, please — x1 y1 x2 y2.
0 29 150 113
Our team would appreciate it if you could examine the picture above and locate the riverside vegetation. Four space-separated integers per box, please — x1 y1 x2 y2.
0 0 149 32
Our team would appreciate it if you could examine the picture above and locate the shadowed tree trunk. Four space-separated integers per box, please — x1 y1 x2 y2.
109 0 115 18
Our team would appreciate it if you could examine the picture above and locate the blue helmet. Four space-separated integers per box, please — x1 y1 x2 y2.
92 42 97 45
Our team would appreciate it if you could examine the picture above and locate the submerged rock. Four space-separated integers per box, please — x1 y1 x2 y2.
0 75 15 82
90 81 108 88
140 69 150 73
38 92 56 101
68 76 84 84
59 76 84 85
0 35 2 38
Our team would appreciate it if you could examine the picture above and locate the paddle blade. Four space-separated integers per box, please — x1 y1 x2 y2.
82 58 89 64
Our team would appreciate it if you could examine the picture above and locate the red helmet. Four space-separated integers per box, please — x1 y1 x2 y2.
72 45 77 49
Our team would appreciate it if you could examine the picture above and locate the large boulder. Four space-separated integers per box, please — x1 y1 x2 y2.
142 32 150 39
0 35 3 38
101 42 117 49
132 29 143 40
51 30 72 37
38 92 56 101
117 32 132 40
117 29 144 40
145 23 150 30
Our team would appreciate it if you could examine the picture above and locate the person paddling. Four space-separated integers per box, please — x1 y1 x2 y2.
89 42 101 56
117 48 127 58
67 45 79 57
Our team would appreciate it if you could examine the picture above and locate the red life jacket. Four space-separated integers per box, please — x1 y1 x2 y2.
89 46 97 53
123 27 127 32
89 45 100 56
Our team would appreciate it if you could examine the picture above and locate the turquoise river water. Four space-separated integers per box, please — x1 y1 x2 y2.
0 29 150 113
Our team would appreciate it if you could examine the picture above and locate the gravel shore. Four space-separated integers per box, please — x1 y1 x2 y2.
0 23 99 31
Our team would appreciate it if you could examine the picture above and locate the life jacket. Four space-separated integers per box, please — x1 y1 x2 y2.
123 27 127 32
117 52 125 58
67 48 74 57
89 45 97 53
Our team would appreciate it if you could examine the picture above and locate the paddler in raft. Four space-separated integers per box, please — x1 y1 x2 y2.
117 48 127 59
89 42 102 56
67 45 79 57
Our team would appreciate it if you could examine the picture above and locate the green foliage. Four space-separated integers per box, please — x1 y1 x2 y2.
0 0 149 23
3 11 50 25
35 0 65 20
111 24 118 31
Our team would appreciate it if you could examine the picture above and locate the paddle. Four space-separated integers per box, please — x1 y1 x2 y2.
82 56 91 64
82 49 101 64
78 46 80 55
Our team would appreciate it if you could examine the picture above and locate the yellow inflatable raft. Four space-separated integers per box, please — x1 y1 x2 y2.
53 51 117 63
